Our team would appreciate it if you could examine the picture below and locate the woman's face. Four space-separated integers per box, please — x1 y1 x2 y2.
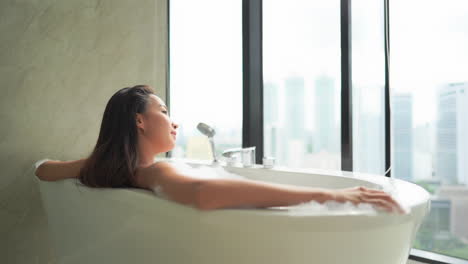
136 94 178 154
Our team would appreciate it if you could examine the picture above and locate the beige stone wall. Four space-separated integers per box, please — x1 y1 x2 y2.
0 0 167 263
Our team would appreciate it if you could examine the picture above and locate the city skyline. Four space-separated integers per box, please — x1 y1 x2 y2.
168 0 468 130
172 75 467 187
169 0 468 259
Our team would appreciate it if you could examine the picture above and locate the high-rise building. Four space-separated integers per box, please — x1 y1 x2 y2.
436 82 468 185
264 82 279 126
392 94 413 182
284 76 306 166
284 77 305 140
264 82 280 158
413 122 435 181
353 85 385 175
314 75 337 152
436 186 468 241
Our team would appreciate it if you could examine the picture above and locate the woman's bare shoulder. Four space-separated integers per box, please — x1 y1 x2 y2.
135 161 176 188
136 160 202 189
35 158 86 181
140 160 178 176
149 160 174 170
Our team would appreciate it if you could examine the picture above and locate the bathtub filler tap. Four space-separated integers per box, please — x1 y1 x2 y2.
196 122 257 167
221 146 256 167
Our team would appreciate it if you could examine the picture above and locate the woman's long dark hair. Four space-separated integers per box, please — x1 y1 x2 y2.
78 85 155 188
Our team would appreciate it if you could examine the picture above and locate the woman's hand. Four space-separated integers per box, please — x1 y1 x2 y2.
330 186 406 214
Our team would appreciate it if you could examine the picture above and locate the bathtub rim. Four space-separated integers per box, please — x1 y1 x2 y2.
34 157 430 223
157 157 431 209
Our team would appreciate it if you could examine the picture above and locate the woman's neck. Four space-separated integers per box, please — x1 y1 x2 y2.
137 146 156 168
138 155 156 168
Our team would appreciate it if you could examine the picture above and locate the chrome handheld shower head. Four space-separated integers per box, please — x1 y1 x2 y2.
197 122 216 138
196 122 219 165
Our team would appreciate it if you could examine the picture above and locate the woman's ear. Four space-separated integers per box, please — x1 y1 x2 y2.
136 113 145 131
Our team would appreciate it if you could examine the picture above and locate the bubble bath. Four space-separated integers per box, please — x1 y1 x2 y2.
151 160 410 215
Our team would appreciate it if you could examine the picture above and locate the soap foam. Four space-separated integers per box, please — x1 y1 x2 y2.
281 180 410 216
280 200 380 216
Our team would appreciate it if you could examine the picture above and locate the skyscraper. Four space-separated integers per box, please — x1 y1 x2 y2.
264 82 279 126
314 75 337 152
284 76 306 166
284 76 305 140
353 85 385 175
436 82 468 185
392 94 413 182
264 82 280 158
413 122 435 181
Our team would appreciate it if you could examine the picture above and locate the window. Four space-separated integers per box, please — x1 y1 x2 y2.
170 1 468 261
391 0 468 259
169 0 243 160
263 0 341 170
352 0 386 175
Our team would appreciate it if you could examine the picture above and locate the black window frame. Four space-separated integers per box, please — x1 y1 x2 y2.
167 0 468 262
242 0 264 163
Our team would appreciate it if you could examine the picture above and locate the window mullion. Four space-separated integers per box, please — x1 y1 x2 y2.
341 0 353 171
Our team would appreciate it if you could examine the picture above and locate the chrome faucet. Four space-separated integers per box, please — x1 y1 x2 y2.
196 122 257 167
221 147 256 167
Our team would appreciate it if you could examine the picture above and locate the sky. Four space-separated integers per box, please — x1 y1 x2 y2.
169 0 242 133
169 0 468 131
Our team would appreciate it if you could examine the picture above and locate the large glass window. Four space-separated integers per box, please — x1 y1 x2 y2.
352 0 386 175
263 0 341 170
170 2 468 260
169 0 243 160
391 0 468 259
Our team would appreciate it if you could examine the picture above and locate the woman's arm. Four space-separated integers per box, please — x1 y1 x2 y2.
196 178 332 210
136 162 330 210
139 162 405 214
35 159 87 181
197 179 404 213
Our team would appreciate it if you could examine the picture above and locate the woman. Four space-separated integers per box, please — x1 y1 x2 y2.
35 85 405 213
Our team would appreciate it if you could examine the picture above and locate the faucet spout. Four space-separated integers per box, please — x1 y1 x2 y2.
222 147 256 167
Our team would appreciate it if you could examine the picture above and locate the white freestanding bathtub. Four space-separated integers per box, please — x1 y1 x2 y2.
36 158 430 264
